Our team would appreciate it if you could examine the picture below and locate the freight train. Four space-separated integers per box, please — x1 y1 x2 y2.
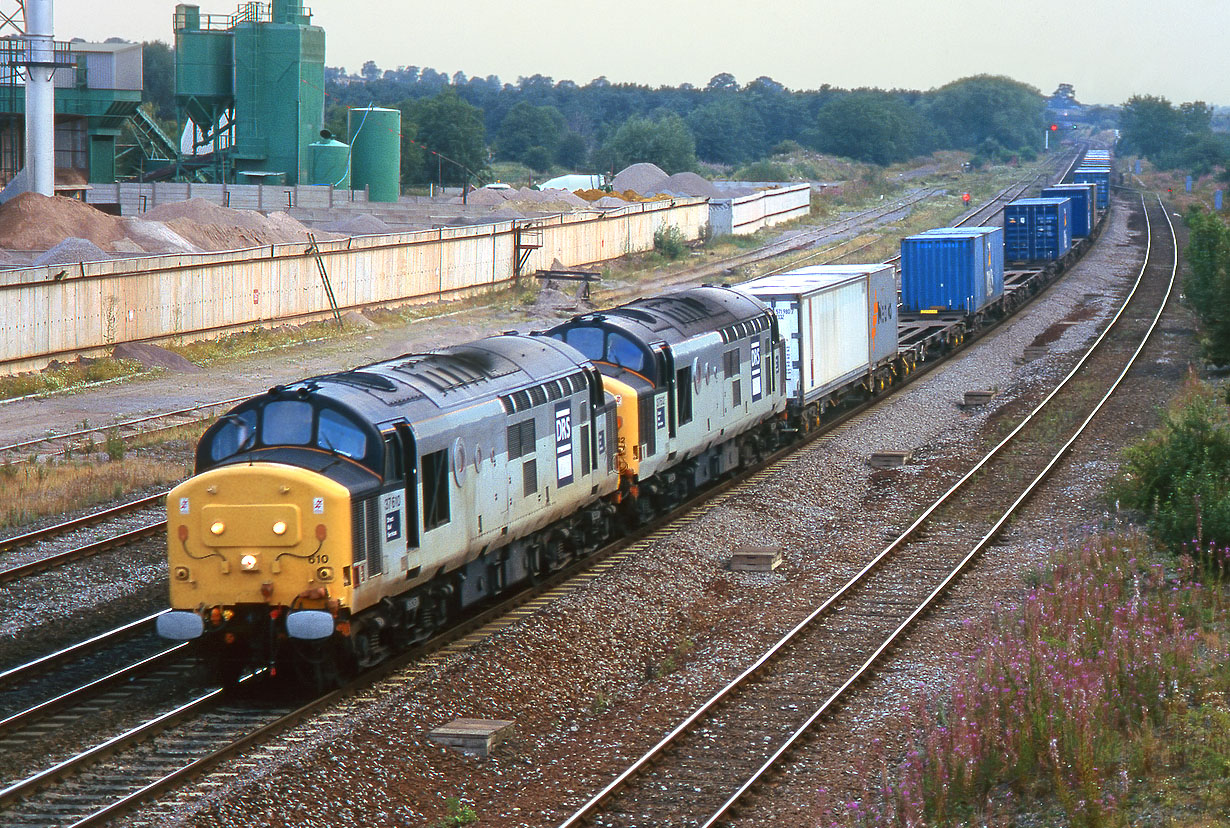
158 155 1111 690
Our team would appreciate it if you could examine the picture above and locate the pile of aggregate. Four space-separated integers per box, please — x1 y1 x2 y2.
320 213 394 235
610 161 670 194
0 192 125 251
660 171 723 199
32 237 110 265
141 199 330 251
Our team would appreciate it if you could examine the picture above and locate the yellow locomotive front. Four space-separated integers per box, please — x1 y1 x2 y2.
160 462 355 682
156 388 389 687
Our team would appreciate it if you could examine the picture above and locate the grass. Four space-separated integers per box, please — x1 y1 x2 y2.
0 454 191 528
819 531 1230 827
0 358 146 402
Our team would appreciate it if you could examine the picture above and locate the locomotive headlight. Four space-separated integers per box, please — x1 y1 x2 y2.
210 521 226 536
173 566 191 581
241 554 259 571
272 521 287 536
316 566 334 582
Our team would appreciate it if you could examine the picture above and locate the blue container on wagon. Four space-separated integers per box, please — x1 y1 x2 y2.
901 226 1004 314
1042 184 1096 237
1004 198 1072 262
1073 167 1110 209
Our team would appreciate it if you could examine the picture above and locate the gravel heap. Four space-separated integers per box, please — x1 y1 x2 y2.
660 171 722 199
610 162 670 194
32 237 110 265
140 199 330 251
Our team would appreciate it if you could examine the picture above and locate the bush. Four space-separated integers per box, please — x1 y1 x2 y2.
1112 379 1230 549
653 225 688 260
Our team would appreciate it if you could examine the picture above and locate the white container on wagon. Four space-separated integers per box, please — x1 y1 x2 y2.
735 264 898 410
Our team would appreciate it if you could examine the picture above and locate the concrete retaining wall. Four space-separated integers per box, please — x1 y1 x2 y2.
87 182 370 215
0 198 708 373
709 183 811 236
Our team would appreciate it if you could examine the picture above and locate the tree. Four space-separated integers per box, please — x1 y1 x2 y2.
814 91 929 164
496 101 566 164
599 112 696 174
361 60 380 81
687 98 766 165
1119 95 1182 158
141 41 175 121
706 73 738 93
555 131 589 168
926 75 1044 152
401 89 487 187
1184 208 1230 364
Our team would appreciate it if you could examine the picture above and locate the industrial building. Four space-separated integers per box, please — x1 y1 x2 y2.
0 31 144 188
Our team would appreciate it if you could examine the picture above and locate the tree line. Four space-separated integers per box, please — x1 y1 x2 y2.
137 45 1048 187
321 68 1047 186
1119 95 1230 180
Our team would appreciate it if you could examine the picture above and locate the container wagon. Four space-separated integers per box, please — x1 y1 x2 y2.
735 264 899 421
1005 198 1072 262
1072 167 1110 209
1042 184 1096 238
900 226 1004 315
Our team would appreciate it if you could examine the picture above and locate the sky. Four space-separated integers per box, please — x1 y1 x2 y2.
47 0 1230 106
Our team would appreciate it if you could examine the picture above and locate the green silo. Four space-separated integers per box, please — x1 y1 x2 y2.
309 133 351 189
348 107 401 202
230 0 325 185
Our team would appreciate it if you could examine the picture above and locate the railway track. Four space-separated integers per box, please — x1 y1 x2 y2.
555 191 1174 827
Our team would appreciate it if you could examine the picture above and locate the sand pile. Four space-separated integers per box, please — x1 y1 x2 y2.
610 162 670 194
140 199 330 251
0 193 125 251
321 213 393 235
121 218 201 254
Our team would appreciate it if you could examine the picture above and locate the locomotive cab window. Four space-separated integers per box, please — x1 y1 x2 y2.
263 400 313 445
208 410 257 462
317 408 367 459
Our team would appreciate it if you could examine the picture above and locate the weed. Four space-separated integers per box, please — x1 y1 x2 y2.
104 429 125 461
433 797 478 827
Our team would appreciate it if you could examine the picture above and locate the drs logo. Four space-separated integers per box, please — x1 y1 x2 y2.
554 401 574 486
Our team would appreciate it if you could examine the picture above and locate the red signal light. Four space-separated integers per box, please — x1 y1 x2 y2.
1050 124 1059 131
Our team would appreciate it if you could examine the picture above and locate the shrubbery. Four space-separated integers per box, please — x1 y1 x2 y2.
653 225 688 260
1112 379 1230 550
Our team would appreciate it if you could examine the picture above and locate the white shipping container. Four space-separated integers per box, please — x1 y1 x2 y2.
736 265 896 405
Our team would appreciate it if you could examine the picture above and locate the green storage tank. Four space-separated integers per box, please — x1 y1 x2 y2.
349 107 400 202
309 134 351 189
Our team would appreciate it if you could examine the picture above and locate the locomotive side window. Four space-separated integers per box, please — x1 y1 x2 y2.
317 408 368 459
677 366 693 425
421 449 451 531
208 410 257 462
262 400 313 445
723 349 739 379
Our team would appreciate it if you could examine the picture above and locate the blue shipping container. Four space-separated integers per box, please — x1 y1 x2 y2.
1073 167 1110 208
1042 184 1096 237
1005 198 1072 261
901 226 1005 314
